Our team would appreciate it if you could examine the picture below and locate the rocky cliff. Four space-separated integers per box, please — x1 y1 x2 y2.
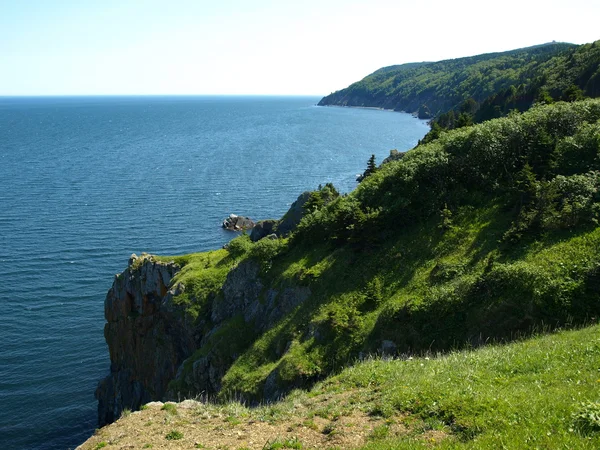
95 254 193 426
96 250 311 426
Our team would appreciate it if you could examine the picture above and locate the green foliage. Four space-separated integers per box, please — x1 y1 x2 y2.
165 430 183 440
161 403 178 415
214 100 600 405
227 234 253 259
167 249 234 320
322 40 600 144
439 204 453 230
262 437 303 449
563 84 586 102
364 276 384 307
303 183 340 214
249 236 287 263
95 443 107 450
361 154 378 181
320 42 578 117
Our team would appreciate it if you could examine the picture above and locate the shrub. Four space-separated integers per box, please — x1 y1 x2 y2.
226 234 252 259
249 236 286 262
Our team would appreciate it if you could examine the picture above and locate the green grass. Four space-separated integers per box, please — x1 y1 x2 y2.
160 403 178 415
156 249 234 320
165 430 183 440
162 324 600 448
262 437 303 449
322 324 600 448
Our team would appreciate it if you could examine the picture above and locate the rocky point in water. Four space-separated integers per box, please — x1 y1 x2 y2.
222 214 255 231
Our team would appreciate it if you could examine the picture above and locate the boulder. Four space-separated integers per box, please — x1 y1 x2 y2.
222 214 255 231
382 149 406 165
249 219 277 242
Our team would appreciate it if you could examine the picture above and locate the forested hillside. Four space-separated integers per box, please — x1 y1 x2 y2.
318 40 600 137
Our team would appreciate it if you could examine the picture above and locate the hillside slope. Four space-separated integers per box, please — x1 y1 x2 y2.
318 41 600 124
83 323 600 449
95 99 600 437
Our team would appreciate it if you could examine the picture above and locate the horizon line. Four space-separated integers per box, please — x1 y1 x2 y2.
0 93 326 98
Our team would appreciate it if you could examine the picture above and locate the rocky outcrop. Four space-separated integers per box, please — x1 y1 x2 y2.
167 260 311 398
95 253 192 426
277 191 311 235
222 214 255 231
249 219 277 242
249 192 312 243
97 253 311 426
382 149 406 165
215 260 310 331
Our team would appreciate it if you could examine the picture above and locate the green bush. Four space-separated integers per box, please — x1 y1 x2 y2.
249 236 286 262
227 234 252 259
165 430 183 440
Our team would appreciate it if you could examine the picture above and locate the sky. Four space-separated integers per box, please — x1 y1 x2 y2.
1 0 599 96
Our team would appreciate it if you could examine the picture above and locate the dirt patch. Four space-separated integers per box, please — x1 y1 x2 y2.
79 394 449 450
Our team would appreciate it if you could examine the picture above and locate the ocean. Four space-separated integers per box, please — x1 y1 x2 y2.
0 96 429 449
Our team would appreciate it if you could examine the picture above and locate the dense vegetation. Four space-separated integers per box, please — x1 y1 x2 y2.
318 40 600 143
160 99 600 427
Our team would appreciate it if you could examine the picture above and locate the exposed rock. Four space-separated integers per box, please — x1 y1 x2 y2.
222 214 255 231
418 104 432 119
98 253 311 426
276 191 311 236
263 368 282 401
382 149 406 165
248 192 313 242
212 260 263 323
250 219 278 242
96 254 192 426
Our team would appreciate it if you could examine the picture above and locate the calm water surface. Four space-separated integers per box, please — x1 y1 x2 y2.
0 96 428 449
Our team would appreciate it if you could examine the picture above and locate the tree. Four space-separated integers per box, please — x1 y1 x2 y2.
562 84 585 102
361 154 378 182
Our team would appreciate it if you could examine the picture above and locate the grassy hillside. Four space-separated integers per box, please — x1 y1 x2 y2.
158 99 600 406
91 99 600 448
83 323 600 449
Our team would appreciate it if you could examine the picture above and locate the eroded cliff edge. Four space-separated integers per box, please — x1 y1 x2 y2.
95 254 191 425
96 249 310 426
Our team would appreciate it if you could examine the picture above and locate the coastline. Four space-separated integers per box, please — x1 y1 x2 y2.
316 103 428 121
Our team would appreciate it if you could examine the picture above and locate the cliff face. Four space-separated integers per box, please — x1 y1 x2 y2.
95 254 192 426
96 252 311 426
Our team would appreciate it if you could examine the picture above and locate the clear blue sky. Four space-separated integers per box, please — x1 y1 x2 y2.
1 0 599 96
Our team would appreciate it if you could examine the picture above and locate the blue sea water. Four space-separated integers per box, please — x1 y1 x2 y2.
0 96 428 449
